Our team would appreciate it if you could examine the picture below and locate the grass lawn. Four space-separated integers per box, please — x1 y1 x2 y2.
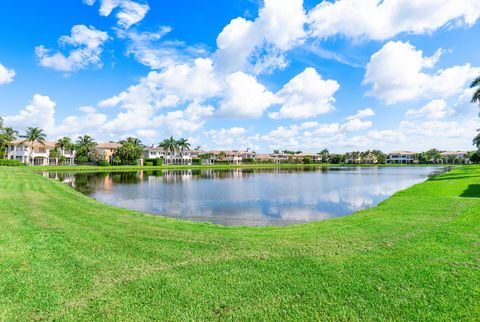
0 165 479 320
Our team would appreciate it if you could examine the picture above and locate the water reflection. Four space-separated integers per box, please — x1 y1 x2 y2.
44 167 445 226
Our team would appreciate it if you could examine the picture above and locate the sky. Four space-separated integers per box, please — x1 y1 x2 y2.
0 0 479 153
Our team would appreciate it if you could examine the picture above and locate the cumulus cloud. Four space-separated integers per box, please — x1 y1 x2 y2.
269 67 340 119
308 0 480 40
219 72 276 118
153 102 214 136
83 0 150 29
363 41 480 104
347 108 375 120
406 99 454 120
35 25 109 72
215 0 306 74
0 62 15 85
2 95 106 138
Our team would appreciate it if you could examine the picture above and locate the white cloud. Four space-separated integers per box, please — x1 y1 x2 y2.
269 67 340 119
215 0 306 74
3 95 56 131
342 118 373 132
406 99 454 120
84 0 149 29
153 102 214 136
0 62 15 85
204 127 248 146
35 25 109 72
2 95 107 138
308 0 480 40
363 41 480 104
219 72 276 118
347 108 375 120
118 27 209 70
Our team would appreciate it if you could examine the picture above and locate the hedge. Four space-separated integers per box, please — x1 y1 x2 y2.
0 159 24 166
144 158 163 166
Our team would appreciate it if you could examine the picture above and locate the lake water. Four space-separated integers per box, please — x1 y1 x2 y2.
45 167 445 226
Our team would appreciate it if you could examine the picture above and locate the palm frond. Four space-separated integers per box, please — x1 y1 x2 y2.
470 76 480 88
472 87 480 104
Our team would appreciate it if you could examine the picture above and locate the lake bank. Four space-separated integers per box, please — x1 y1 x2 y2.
0 166 478 320
26 162 456 173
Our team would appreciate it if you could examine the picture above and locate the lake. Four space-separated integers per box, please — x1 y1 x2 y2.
44 166 446 226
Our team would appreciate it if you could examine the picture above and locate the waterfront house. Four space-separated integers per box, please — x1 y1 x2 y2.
6 140 75 165
386 151 418 164
439 151 472 164
143 146 192 165
97 142 121 164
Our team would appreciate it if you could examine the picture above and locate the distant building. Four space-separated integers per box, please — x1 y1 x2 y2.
440 151 472 164
143 146 192 165
97 142 121 163
6 140 75 165
386 151 417 164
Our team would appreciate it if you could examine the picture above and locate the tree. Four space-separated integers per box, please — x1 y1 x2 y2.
319 149 330 163
176 138 191 153
425 149 441 164
0 124 18 159
159 136 178 153
469 150 480 164
56 137 73 165
22 127 46 165
471 76 480 104
75 135 97 163
473 130 480 149
114 139 143 165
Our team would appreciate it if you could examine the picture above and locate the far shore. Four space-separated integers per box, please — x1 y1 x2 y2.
16 162 456 173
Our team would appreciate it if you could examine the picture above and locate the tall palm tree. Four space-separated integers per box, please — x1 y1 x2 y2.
76 135 96 148
22 127 46 165
0 126 18 159
159 136 178 153
471 76 480 104
122 137 143 147
56 137 73 165
176 138 191 154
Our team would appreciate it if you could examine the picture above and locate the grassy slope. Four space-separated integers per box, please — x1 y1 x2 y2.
0 166 479 320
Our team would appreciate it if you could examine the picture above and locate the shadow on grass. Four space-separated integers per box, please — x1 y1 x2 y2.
460 184 480 198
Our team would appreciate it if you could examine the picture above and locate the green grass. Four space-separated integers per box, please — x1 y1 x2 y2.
0 166 479 320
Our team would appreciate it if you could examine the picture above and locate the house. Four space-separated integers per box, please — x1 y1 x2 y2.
143 146 192 165
440 151 472 164
190 150 216 165
97 142 121 163
6 140 75 165
386 151 417 164
210 150 243 164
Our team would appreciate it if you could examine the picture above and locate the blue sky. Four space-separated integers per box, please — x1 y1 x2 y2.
0 0 479 152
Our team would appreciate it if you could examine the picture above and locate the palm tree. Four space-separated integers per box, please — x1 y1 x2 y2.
0 126 18 159
159 136 178 153
55 137 73 165
176 138 191 154
22 127 46 165
122 137 143 147
471 76 480 104
76 135 96 148
473 130 480 149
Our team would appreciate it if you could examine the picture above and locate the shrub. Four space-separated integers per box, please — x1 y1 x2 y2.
215 160 230 165
97 160 110 167
192 158 201 165
145 162 153 167
0 159 23 166
242 158 256 164
144 158 163 166
303 157 313 164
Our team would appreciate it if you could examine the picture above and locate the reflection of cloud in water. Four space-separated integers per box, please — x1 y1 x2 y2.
49 166 443 226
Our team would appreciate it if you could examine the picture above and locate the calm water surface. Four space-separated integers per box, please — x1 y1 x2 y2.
45 167 446 226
